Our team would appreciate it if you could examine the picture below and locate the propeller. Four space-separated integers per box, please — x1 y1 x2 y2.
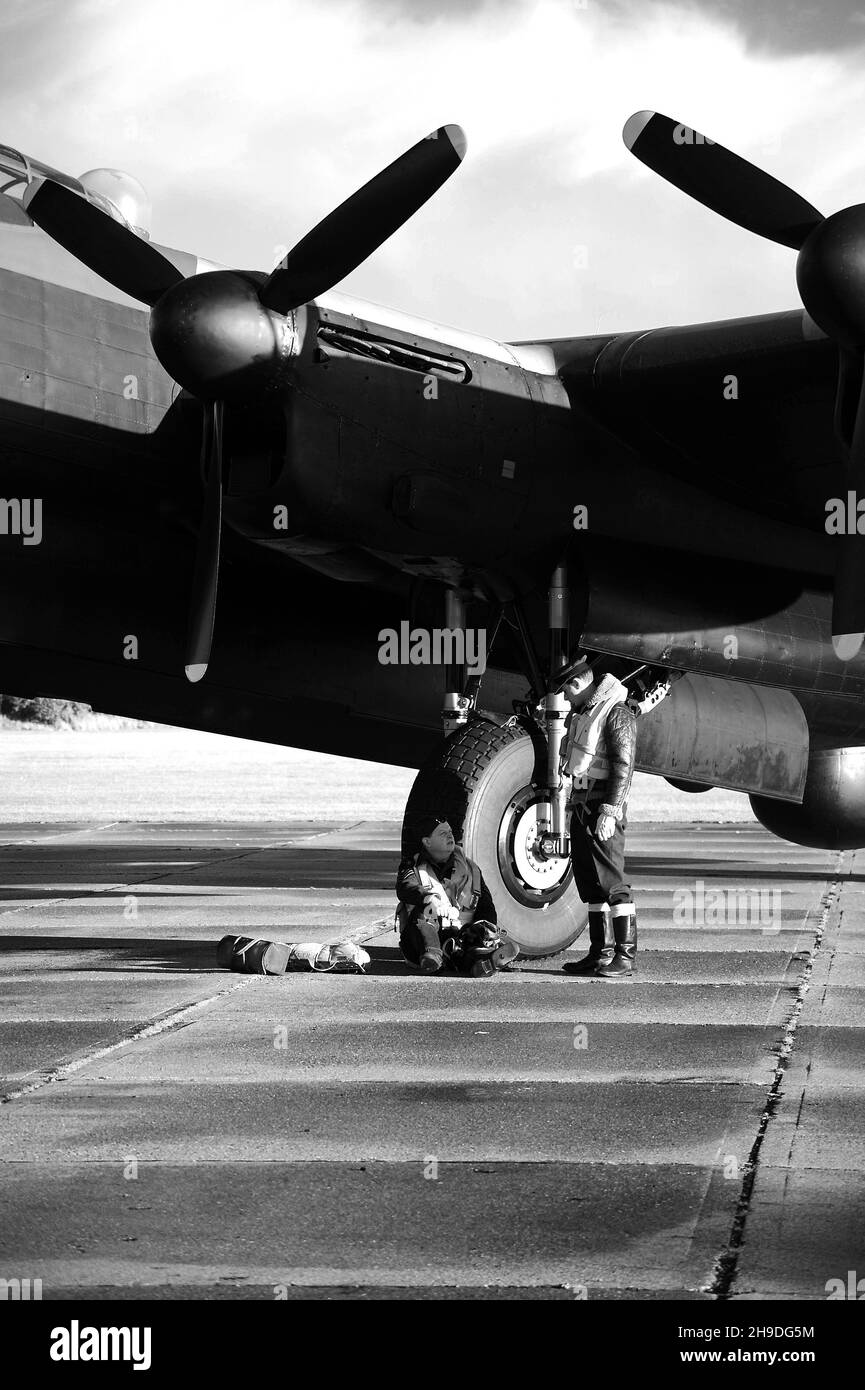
25 124 466 679
185 401 224 683
23 176 185 305
260 124 466 313
623 110 865 660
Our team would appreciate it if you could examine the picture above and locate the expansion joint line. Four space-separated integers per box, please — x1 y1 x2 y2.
0 978 257 1106
0 915 387 1107
708 867 841 1299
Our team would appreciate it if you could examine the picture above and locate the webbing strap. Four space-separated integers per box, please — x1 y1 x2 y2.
468 860 481 908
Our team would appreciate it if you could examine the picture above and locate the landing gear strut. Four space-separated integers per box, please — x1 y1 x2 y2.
401 564 587 958
540 562 572 860
510 561 577 867
441 587 474 738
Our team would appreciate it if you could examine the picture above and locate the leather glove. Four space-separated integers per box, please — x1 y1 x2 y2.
421 896 439 925
595 813 616 843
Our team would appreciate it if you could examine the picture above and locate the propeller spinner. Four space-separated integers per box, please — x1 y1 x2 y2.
25 124 467 679
623 110 865 660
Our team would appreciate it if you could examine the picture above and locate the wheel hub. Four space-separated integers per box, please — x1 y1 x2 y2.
499 787 571 902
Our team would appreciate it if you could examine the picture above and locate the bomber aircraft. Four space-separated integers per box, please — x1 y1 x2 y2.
2 111 865 956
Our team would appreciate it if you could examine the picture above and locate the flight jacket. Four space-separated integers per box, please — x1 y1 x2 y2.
569 701 638 821
396 847 497 926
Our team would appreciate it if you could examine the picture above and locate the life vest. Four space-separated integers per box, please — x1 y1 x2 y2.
416 847 482 926
561 674 628 783
396 847 482 933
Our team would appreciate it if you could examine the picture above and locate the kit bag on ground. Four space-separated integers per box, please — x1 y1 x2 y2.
217 934 370 975
217 935 291 975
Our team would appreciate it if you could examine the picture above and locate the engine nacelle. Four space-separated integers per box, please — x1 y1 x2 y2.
750 747 865 849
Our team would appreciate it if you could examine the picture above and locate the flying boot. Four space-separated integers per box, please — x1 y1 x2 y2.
416 914 445 974
595 901 637 978
491 929 519 971
563 904 613 975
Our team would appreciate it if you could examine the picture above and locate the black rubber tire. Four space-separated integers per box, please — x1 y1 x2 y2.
402 718 586 958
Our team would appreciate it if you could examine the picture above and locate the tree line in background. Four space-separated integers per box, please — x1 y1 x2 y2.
0 695 91 725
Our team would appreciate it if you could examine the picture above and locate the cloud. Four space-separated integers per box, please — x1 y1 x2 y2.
2 0 865 340
606 0 865 56
327 0 525 24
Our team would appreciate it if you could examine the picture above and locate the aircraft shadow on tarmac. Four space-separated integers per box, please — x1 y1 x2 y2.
0 935 226 972
0 844 848 908
0 938 530 976
0 845 403 901
626 856 841 882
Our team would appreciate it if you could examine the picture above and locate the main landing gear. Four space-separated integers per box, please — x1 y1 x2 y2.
401 565 587 959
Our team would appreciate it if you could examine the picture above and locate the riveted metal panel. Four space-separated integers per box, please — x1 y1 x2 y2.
0 267 173 455
579 558 865 699
635 672 808 801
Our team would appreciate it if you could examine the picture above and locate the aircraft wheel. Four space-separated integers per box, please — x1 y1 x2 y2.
402 718 585 958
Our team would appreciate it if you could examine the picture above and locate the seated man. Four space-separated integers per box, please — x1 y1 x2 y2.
396 814 517 976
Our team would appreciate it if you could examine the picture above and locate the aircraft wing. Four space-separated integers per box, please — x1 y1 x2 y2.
521 308 841 536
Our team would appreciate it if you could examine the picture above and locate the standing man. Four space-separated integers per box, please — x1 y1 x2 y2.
559 662 676 979
560 660 638 978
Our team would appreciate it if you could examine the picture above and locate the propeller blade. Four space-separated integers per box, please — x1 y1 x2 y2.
260 124 467 314
832 359 865 660
622 110 823 251
25 178 184 307
185 402 224 682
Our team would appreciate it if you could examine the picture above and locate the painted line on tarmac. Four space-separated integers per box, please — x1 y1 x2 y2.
0 913 393 1104
0 977 259 1105
0 886 131 918
345 916 391 943
0 839 380 918
248 821 368 849
0 822 122 846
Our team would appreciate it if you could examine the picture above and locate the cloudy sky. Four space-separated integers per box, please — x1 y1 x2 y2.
2 0 865 340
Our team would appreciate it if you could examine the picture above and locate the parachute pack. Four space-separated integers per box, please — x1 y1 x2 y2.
217 935 370 975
